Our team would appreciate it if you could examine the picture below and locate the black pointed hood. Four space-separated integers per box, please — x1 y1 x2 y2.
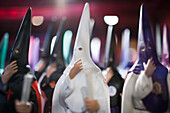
40 19 57 59
51 17 66 68
8 8 31 67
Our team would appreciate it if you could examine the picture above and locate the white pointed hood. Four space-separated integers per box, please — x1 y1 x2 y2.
64 3 100 73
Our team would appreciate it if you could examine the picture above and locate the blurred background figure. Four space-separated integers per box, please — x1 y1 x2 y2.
34 19 57 81
38 17 66 113
117 28 132 79
104 46 124 113
161 24 170 112
29 36 40 71
63 30 73 66
0 33 9 75
102 14 124 113
162 24 170 72
0 8 41 113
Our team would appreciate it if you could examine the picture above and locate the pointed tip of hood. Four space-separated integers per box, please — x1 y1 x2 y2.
85 2 89 9
140 4 147 18
139 4 147 24
140 3 144 9
82 2 90 19
28 7 32 11
85 2 90 14
140 3 147 13
27 7 31 14
25 8 31 19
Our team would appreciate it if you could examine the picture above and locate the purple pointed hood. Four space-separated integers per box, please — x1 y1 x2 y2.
130 4 162 72
8 8 31 68
162 24 170 67
137 4 159 65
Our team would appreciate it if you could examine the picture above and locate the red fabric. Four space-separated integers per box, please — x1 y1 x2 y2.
6 89 13 102
32 81 42 113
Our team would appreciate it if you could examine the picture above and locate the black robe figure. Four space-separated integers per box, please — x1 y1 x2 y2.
34 19 57 81
104 33 124 113
39 17 66 113
0 8 41 113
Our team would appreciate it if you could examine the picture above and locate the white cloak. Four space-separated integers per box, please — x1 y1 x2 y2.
122 71 170 113
121 71 153 113
52 66 110 113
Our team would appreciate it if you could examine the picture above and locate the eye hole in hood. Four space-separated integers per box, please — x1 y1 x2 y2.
78 47 83 51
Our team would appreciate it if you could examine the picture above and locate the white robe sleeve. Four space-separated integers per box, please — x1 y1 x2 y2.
59 74 74 106
134 71 153 99
93 72 110 113
52 73 74 113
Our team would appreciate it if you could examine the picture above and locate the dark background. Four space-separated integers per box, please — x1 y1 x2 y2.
0 0 169 66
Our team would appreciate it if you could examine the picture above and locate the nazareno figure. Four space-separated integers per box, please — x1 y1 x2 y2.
52 3 110 113
0 8 41 113
121 4 169 113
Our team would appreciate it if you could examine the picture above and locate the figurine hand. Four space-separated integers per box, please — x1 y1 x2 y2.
143 57 156 78
1 60 18 84
15 100 32 113
84 98 99 112
69 59 83 79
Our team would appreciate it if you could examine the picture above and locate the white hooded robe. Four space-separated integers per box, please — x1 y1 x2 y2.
52 3 110 113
